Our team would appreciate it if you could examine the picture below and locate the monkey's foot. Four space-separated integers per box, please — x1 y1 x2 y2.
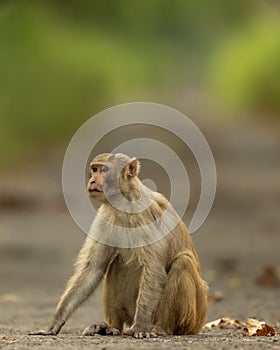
82 322 120 336
123 325 159 339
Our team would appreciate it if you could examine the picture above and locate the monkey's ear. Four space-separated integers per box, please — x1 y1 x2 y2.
126 158 140 178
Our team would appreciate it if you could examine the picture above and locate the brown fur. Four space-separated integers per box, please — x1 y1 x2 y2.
30 153 208 338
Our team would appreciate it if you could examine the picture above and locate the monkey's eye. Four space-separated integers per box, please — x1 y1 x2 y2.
101 165 109 173
92 167 98 172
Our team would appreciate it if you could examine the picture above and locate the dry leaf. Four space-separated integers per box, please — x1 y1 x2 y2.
204 317 243 329
244 317 276 336
256 265 280 287
204 317 276 336
204 318 223 329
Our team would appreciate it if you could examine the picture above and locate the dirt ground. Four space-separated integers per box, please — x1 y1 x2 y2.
0 114 279 349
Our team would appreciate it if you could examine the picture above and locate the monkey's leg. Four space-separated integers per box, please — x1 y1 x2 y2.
123 264 167 338
83 276 129 336
155 252 208 335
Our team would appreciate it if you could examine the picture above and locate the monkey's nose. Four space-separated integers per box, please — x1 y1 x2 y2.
90 179 95 184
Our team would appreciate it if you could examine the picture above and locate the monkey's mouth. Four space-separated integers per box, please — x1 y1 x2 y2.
88 189 103 193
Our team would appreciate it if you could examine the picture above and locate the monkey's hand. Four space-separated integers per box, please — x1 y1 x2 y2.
29 320 65 336
83 322 120 336
123 324 157 339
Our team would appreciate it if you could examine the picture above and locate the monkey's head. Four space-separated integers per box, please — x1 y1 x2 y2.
87 153 141 203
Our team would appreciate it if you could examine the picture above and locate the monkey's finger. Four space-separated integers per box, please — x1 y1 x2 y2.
82 325 100 336
136 332 144 339
150 331 158 338
105 327 120 336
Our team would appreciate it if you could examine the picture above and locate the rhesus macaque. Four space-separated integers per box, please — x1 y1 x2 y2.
30 153 208 338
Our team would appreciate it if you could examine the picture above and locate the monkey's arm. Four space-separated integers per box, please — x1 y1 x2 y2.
30 239 115 336
124 256 167 337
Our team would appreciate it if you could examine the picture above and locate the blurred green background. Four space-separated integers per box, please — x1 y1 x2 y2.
0 0 279 164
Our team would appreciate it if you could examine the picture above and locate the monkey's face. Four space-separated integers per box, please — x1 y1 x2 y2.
87 162 110 201
87 162 127 202
87 153 140 203
87 155 122 202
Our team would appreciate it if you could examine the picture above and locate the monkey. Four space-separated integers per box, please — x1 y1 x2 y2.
30 153 208 338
